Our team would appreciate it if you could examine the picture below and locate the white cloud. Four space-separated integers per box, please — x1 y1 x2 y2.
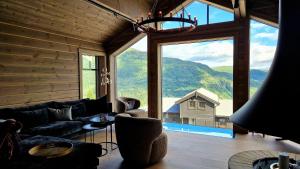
254 30 278 41
162 40 234 67
131 37 147 51
130 35 277 70
250 43 276 69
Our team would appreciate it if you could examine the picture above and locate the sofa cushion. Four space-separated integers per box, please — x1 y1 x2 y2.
16 108 49 129
48 107 72 121
0 102 51 121
50 100 87 118
27 121 83 137
126 100 135 110
12 103 50 112
85 95 107 115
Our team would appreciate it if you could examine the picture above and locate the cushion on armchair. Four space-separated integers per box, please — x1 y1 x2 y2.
116 97 146 117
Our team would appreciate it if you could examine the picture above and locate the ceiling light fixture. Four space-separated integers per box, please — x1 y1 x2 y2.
135 0 198 34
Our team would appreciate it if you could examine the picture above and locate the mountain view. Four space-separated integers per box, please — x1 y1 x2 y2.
117 48 268 107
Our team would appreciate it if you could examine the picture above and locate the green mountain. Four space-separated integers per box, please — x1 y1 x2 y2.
213 66 268 96
117 49 267 106
213 66 233 73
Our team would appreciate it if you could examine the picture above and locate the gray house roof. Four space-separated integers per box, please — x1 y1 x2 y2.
175 88 220 106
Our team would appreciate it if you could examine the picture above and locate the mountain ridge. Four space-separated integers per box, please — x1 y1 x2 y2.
116 48 267 106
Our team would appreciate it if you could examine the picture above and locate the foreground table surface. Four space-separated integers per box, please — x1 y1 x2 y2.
228 150 300 169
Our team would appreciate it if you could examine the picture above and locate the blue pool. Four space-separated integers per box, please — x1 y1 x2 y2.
163 122 233 138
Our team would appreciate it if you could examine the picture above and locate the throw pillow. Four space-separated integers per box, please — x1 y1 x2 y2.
85 95 107 114
50 100 87 118
126 100 135 110
48 107 72 121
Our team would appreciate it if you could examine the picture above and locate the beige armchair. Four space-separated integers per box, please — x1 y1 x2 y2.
116 97 147 117
115 113 168 167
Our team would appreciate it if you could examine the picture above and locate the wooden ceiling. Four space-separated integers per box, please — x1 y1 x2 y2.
0 0 279 54
0 0 134 43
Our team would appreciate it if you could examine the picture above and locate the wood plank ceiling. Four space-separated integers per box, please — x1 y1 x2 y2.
0 0 131 43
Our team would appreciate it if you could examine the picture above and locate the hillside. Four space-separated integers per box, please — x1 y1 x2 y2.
117 49 267 106
213 66 268 95
213 66 233 73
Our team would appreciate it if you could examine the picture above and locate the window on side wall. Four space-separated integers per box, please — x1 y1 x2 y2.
79 50 106 99
198 102 206 109
188 100 196 109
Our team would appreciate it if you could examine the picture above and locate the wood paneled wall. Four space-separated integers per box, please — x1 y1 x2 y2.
0 21 104 108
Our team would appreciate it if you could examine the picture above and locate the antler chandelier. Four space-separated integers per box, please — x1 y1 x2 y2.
135 0 198 33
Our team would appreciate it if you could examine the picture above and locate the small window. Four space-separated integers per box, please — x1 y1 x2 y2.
79 50 106 100
188 100 196 109
82 54 99 99
199 102 206 109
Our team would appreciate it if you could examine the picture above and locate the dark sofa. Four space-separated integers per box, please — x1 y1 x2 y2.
8 135 102 169
0 97 112 138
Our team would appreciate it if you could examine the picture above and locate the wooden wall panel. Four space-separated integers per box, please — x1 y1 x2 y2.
0 21 104 108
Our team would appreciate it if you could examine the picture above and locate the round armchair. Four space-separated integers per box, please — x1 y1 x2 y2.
115 113 167 167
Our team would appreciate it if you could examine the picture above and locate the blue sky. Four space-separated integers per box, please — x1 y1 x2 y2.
131 1 278 70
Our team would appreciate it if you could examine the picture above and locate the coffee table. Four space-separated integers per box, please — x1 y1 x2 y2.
228 150 300 169
90 114 118 151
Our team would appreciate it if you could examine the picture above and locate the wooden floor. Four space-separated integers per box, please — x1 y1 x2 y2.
77 127 300 169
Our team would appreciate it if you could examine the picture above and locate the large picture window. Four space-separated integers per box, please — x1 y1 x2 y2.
116 37 148 110
249 20 278 97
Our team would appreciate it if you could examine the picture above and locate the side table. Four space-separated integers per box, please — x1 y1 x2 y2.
90 114 118 151
82 123 108 156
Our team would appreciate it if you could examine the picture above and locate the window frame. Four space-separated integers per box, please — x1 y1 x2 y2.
79 49 106 99
188 100 196 109
198 101 206 110
82 55 99 99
